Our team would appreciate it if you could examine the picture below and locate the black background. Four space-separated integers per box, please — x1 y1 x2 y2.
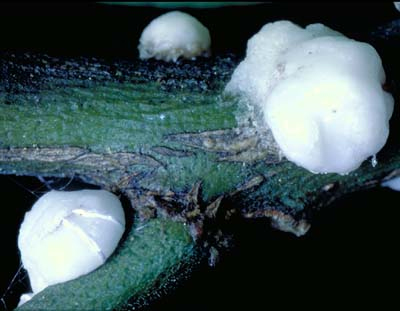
1 2 400 310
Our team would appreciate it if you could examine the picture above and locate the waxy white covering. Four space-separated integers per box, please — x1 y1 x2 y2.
18 190 125 297
226 21 394 174
138 11 211 62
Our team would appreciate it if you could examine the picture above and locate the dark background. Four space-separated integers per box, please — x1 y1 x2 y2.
1 2 400 310
0 2 398 57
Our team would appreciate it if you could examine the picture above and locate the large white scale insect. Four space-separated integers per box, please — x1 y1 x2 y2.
18 190 125 306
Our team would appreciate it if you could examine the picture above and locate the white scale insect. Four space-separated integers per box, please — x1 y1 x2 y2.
18 190 125 306
226 20 394 174
138 11 211 62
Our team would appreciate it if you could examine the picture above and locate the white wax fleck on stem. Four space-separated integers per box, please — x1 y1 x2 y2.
382 176 400 191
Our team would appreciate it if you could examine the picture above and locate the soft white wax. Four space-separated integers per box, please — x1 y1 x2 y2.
18 190 125 302
226 21 393 174
138 11 211 62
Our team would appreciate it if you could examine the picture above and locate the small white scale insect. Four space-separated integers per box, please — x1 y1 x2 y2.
138 11 211 62
18 189 125 306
